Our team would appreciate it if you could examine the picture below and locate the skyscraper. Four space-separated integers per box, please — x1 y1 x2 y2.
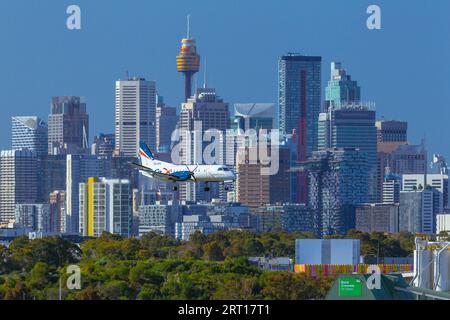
0 150 39 224
278 53 321 203
176 16 200 102
307 148 370 236
279 53 322 143
230 103 278 202
65 155 112 234
236 145 291 212
39 155 67 203
48 96 89 155
376 119 408 202
236 146 269 212
79 177 132 237
177 87 230 201
156 95 178 153
115 77 156 157
318 105 377 202
11 116 48 156
325 62 361 108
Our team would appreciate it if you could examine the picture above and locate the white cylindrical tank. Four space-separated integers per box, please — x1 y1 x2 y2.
414 249 434 289
434 249 450 292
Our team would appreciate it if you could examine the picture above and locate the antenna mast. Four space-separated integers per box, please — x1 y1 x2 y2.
203 57 207 89
187 14 190 39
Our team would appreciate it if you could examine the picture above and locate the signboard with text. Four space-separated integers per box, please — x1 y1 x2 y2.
338 278 362 297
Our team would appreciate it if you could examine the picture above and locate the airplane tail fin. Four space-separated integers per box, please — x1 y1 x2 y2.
139 141 155 167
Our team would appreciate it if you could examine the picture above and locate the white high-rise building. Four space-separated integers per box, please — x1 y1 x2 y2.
402 173 449 207
0 150 38 224
115 77 156 157
382 178 401 204
79 178 132 238
177 88 230 202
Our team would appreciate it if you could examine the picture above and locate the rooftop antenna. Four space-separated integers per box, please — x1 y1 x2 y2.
203 56 207 89
187 14 191 39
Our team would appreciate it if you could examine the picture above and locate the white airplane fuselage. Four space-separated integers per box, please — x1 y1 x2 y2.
135 142 236 184
141 160 235 183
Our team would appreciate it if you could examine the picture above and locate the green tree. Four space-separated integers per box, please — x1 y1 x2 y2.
203 241 224 261
214 276 259 300
27 262 49 290
129 261 164 288
137 283 160 300
261 272 331 300
99 280 134 300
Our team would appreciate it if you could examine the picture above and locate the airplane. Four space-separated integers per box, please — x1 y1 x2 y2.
130 142 236 191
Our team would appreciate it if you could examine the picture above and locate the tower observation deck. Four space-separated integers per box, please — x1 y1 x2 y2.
176 15 200 102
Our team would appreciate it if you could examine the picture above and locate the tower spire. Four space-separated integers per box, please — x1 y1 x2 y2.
203 57 207 89
187 14 190 39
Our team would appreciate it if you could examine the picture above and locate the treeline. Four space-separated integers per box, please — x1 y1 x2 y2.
0 230 414 300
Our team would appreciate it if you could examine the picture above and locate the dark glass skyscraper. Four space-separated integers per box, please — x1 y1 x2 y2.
278 53 321 203
48 96 89 155
278 53 322 155
318 106 377 202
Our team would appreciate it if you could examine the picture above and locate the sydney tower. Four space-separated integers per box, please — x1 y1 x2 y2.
176 16 200 102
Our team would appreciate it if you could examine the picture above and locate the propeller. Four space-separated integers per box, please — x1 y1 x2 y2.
186 165 198 182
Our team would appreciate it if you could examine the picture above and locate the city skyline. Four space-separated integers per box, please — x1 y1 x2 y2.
2 1 450 303
0 0 449 162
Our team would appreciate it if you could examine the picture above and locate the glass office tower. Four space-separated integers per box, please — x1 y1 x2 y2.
11 116 48 156
278 53 321 203
325 62 361 108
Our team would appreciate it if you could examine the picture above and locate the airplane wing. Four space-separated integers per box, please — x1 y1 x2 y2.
129 162 173 181
130 162 191 182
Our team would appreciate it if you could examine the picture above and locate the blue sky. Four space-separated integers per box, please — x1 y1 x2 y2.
0 0 449 159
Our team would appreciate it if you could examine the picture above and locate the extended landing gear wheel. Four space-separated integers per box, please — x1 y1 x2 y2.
204 187 210 192
173 186 178 191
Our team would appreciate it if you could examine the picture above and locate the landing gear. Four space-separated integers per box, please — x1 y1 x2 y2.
204 183 210 192
223 181 232 191
173 185 178 191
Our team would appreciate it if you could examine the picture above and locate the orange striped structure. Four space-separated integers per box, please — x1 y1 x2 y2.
294 264 413 278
